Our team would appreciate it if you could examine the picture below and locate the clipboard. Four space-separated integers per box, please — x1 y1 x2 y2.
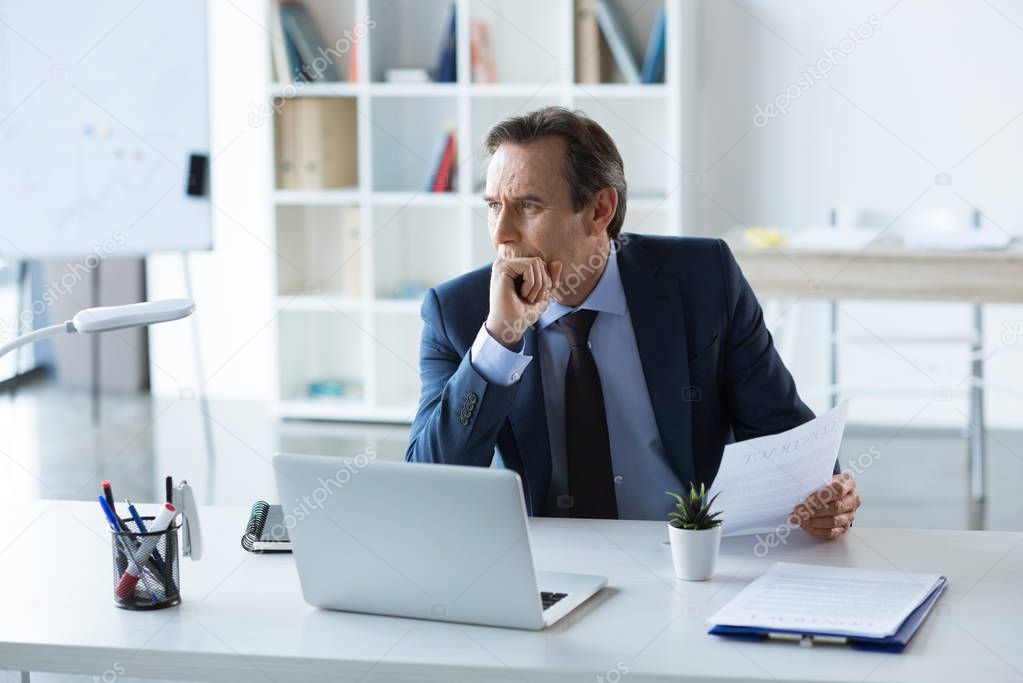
709 576 947 653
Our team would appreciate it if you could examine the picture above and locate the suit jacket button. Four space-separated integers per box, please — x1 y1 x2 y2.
459 415 469 426
467 392 478 404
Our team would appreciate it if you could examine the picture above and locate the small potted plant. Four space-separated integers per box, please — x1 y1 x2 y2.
666 483 723 581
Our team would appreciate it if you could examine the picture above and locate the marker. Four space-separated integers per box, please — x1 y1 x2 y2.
165 476 173 504
102 481 122 530
114 503 177 601
98 494 121 532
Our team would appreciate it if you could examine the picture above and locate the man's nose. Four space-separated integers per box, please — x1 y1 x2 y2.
492 207 519 246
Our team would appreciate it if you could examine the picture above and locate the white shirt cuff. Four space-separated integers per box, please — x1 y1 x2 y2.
470 324 533 386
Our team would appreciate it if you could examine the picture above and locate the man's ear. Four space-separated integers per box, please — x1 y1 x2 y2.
587 187 618 237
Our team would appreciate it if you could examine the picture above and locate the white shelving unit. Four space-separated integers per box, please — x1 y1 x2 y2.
269 0 684 423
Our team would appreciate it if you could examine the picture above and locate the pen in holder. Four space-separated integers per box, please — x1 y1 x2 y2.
110 516 181 610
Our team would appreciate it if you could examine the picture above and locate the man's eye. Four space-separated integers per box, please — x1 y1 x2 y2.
521 202 538 210
487 202 500 211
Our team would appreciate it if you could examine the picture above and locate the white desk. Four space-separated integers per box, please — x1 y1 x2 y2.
727 240 1023 304
2 501 1021 682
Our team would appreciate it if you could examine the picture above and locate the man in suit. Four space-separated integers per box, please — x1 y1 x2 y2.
405 107 860 539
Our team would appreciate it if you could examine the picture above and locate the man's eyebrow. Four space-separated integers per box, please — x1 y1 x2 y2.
482 193 547 203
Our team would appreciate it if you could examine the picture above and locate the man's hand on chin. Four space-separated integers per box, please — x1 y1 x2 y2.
790 473 861 540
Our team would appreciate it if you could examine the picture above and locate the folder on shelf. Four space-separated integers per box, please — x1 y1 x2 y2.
423 130 455 192
280 1 341 82
269 0 291 82
594 0 641 84
434 2 457 83
640 8 666 84
282 21 308 82
707 562 948 653
432 133 456 192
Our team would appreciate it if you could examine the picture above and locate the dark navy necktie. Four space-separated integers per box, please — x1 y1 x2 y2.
554 309 618 519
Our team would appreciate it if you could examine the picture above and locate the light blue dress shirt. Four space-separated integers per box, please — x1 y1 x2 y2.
470 251 685 520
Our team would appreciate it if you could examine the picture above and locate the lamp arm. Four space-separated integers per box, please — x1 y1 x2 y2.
0 321 75 360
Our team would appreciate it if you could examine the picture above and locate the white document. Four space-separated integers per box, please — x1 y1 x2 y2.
708 400 849 535
707 562 945 638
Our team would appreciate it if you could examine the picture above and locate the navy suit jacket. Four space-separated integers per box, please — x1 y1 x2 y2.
405 234 817 516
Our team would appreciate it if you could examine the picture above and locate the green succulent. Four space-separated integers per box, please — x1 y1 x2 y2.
667 482 723 530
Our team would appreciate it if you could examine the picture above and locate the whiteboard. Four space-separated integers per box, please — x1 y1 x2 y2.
0 0 211 258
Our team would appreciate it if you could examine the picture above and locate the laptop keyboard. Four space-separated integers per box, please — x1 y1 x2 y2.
541 591 568 610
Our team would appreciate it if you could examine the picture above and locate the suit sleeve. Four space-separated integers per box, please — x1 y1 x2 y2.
404 288 522 467
716 240 821 441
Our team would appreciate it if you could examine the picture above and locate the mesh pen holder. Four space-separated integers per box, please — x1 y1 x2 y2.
110 517 181 610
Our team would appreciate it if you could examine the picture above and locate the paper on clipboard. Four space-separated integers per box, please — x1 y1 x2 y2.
708 400 849 535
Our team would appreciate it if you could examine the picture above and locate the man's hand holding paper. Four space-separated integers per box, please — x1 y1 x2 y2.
708 400 859 539
791 472 861 539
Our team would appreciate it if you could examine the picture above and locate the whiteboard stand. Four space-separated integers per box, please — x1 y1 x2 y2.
12 261 29 394
90 262 101 426
182 252 215 466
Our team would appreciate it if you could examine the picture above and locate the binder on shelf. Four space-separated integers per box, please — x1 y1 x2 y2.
640 8 666 84
423 130 455 192
283 22 308 82
470 20 497 83
339 207 363 296
280 1 341 82
275 98 358 190
348 22 359 83
574 0 603 83
594 0 641 84
269 0 290 82
424 132 456 193
434 3 457 83
241 501 291 553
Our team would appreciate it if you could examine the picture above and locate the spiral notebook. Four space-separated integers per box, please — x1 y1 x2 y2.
240 501 292 553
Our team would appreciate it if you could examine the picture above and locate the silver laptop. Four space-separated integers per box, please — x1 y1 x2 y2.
273 453 607 630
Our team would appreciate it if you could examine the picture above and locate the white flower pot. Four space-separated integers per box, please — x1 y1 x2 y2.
668 524 722 581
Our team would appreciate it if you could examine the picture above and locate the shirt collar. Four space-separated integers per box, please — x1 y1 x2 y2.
539 247 626 329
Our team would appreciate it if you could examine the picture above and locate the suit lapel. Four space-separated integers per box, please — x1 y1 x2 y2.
618 237 696 488
508 326 551 509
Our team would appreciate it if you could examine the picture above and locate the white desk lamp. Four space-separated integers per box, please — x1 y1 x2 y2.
0 299 195 360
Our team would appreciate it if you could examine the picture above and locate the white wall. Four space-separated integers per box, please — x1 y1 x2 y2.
687 0 1023 428
147 0 276 401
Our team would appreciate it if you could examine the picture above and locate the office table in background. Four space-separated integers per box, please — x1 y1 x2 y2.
1 501 1021 682
729 237 1023 513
